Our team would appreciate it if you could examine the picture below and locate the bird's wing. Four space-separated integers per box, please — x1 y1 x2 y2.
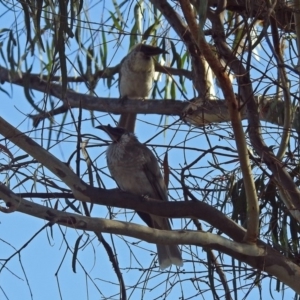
141 145 168 202
140 144 173 229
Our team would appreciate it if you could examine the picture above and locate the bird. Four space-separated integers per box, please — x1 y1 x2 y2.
97 124 183 270
118 43 167 132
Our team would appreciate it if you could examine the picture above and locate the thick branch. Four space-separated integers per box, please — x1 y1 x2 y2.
1 182 300 293
0 116 89 201
0 183 265 257
210 11 300 221
202 10 259 243
208 0 296 32
149 0 209 96
0 117 300 291
28 63 192 83
0 66 299 131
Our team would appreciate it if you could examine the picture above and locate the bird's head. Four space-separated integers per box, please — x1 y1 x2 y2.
132 43 168 58
96 125 135 144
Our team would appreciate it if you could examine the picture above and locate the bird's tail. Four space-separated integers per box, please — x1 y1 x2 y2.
157 244 183 270
118 113 137 132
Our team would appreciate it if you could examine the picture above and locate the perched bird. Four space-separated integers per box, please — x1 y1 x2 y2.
97 125 183 270
118 43 167 132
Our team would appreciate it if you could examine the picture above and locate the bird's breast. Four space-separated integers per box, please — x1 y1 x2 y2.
119 54 155 98
106 144 155 196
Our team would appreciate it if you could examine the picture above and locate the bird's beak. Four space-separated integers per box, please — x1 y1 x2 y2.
138 44 168 56
96 125 125 142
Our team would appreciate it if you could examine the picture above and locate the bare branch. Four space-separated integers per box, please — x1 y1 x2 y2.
199 10 259 243
1 182 300 293
209 11 300 222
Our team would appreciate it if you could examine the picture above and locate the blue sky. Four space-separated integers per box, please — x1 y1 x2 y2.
0 1 298 299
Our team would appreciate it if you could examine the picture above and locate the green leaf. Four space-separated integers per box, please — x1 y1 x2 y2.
35 0 45 52
72 234 83 273
19 1 32 48
109 11 122 31
142 19 160 42
11 154 29 163
100 29 107 69
170 80 176 99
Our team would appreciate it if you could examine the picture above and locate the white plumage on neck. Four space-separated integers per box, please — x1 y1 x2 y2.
119 48 154 99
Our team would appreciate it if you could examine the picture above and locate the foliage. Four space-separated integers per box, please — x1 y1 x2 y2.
0 0 300 299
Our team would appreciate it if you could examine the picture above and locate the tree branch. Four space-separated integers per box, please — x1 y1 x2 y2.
199 10 259 244
0 66 299 131
1 181 300 293
0 183 265 257
209 11 300 222
0 116 89 201
0 115 300 291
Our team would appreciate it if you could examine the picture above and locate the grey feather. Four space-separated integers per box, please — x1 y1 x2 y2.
118 44 167 132
97 125 183 269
